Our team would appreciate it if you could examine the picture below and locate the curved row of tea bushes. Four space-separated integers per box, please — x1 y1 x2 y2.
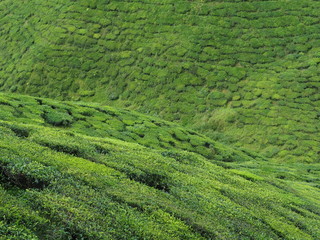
0 92 319 239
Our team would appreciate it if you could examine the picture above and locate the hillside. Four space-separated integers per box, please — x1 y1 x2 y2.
0 0 319 162
0 92 319 239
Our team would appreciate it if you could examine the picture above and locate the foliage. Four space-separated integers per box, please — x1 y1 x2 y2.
42 109 73 127
0 0 319 238
0 0 319 162
0 92 319 239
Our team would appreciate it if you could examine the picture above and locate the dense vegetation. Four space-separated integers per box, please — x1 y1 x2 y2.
0 0 319 239
0 92 319 239
0 0 319 162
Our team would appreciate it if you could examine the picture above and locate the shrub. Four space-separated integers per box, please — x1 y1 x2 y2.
200 108 238 131
0 155 60 189
42 109 73 127
0 221 38 240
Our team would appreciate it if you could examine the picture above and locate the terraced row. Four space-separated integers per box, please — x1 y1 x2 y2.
0 92 259 162
0 93 319 239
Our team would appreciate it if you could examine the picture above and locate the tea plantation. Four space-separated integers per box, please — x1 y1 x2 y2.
0 0 320 239
0 92 319 239
0 0 319 162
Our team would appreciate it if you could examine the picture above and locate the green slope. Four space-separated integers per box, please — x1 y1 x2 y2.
0 0 319 162
0 92 319 239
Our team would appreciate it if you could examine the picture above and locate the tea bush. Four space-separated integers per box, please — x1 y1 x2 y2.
0 93 318 239
42 109 73 127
